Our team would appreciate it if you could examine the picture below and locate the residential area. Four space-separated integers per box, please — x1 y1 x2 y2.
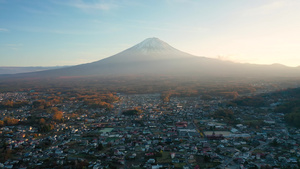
0 91 300 169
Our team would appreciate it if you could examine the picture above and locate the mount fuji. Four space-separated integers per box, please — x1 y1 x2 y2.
2 37 300 79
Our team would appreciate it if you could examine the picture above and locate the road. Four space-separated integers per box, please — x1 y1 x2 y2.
217 140 270 168
116 96 125 116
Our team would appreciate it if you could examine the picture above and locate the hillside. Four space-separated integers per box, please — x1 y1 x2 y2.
3 38 300 79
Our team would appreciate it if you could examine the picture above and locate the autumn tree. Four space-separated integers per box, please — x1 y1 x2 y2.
50 107 59 113
52 111 63 121
39 118 46 124
4 117 19 126
0 120 4 127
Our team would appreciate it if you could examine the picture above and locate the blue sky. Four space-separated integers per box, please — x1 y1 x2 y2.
0 0 300 67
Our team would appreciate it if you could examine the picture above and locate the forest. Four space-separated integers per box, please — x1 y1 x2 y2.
229 87 300 128
273 88 300 127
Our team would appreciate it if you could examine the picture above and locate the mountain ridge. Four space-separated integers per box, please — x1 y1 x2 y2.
1 38 300 79
0 66 70 75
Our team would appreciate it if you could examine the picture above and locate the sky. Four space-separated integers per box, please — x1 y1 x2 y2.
0 0 300 67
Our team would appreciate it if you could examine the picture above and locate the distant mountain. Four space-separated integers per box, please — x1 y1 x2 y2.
0 66 70 75
2 37 300 79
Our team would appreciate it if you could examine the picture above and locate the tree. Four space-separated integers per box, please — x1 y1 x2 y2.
97 143 103 151
122 109 142 116
0 120 4 127
3 149 12 160
204 155 211 163
213 109 234 122
270 139 279 147
53 111 63 121
4 117 19 126
50 107 59 113
39 118 46 124
39 124 54 132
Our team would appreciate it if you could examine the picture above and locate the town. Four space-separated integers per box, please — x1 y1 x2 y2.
0 89 300 169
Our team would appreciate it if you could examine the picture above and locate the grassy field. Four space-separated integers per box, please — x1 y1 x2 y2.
157 152 172 163
174 162 186 168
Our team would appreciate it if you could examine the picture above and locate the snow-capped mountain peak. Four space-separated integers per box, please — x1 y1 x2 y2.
133 37 172 49
127 37 178 54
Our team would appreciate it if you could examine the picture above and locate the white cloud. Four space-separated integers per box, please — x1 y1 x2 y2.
0 28 9 32
22 6 59 16
244 1 286 16
126 20 209 34
4 44 23 50
165 0 197 5
58 0 117 11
